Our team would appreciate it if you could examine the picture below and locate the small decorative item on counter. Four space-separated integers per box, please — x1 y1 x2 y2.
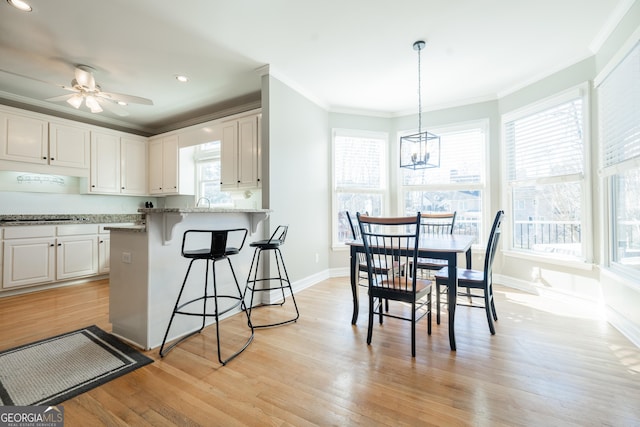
145 201 154 208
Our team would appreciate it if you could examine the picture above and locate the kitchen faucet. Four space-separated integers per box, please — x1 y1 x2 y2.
196 197 210 208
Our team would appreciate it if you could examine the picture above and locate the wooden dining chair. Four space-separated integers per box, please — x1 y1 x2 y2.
357 212 432 357
434 210 504 335
415 212 457 276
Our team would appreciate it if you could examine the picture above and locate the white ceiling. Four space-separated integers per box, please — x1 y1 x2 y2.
0 0 634 135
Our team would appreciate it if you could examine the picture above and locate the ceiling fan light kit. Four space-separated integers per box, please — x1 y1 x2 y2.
7 0 32 12
45 65 153 116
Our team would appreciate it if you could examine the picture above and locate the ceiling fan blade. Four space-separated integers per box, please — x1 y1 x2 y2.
99 91 154 105
75 66 96 90
45 94 75 102
96 97 129 117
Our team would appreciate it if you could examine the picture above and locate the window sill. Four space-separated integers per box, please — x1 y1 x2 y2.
503 250 594 271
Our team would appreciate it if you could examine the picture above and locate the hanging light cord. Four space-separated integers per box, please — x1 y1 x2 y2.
417 43 423 135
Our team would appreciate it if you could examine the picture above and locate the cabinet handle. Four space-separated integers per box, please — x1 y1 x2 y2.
121 187 125 190
50 157 55 161
91 185 96 188
257 178 260 182
99 240 104 244
237 180 240 183
43 157 47 160
57 243 61 246
50 244 55 247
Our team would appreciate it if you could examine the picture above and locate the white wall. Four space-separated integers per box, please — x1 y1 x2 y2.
262 75 331 285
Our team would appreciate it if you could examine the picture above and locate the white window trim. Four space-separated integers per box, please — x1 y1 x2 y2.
500 82 593 264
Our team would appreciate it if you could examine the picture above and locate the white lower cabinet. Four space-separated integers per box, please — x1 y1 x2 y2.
98 230 110 274
2 226 56 289
1 223 121 291
56 235 99 280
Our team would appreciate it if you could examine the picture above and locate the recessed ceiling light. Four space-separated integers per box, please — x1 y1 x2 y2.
7 0 32 12
175 75 189 83
117 101 127 106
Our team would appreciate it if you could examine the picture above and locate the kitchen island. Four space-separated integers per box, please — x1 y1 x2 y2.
108 207 270 350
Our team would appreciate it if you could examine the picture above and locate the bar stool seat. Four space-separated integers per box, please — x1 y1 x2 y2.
160 228 254 365
244 225 299 328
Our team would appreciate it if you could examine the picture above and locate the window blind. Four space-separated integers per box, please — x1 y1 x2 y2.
505 99 584 182
599 41 640 170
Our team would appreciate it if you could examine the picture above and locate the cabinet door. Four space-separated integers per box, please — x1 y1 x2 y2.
148 139 163 194
162 135 179 193
56 235 98 280
220 122 238 189
90 131 121 193
49 122 90 168
121 137 147 195
237 116 259 188
3 238 56 288
0 112 48 164
98 235 110 274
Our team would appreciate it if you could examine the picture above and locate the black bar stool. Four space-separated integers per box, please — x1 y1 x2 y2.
244 225 299 328
160 228 254 365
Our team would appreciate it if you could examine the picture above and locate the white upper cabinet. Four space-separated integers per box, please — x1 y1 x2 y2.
90 131 121 193
120 136 148 195
89 131 148 195
221 113 261 190
0 111 48 164
0 109 89 169
48 122 90 169
148 135 194 196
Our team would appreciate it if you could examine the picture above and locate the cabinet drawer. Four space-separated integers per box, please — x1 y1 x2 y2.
57 224 100 236
3 226 55 239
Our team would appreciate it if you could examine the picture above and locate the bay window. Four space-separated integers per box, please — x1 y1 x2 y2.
333 129 387 245
503 85 589 260
597 40 640 274
401 122 487 244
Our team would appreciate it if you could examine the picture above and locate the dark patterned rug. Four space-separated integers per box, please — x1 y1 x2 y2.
0 325 153 406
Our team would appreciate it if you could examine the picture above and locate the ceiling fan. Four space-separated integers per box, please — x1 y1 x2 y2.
45 65 153 116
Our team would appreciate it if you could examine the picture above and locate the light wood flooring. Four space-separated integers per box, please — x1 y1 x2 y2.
0 277 639 426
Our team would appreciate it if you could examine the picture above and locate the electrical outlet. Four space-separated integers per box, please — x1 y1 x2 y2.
122 252 132 264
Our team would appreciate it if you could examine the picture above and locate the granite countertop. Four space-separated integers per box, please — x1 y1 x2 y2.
138 208 271 214
0 214 144 226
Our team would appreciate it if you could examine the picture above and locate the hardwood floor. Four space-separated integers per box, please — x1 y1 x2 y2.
1 277 639 426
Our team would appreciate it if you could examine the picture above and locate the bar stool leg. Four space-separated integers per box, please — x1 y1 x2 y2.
244 246 299 328
160 259 201 357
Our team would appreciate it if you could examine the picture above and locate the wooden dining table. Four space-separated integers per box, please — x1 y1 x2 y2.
347 233 475 351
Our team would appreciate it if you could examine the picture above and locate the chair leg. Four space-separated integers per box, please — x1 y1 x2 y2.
411 301 416 357
367 293 374 345
213 258 255 366
436 281 442 325
427 289 432 336
160 259 197 357
489 284 498 321
483 289 496 335
274 248 300 320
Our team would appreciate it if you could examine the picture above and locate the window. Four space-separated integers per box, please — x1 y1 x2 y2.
194 141 233 206
401 122 487 244
597 40 640 274
333 129 387 245
503 86 589 260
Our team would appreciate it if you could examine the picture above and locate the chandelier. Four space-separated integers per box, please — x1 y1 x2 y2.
399 40 440 170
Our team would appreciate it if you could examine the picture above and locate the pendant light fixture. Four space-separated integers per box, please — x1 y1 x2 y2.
399 40 440 170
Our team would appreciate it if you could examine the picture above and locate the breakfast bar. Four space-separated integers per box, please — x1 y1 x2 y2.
108 207 270 350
